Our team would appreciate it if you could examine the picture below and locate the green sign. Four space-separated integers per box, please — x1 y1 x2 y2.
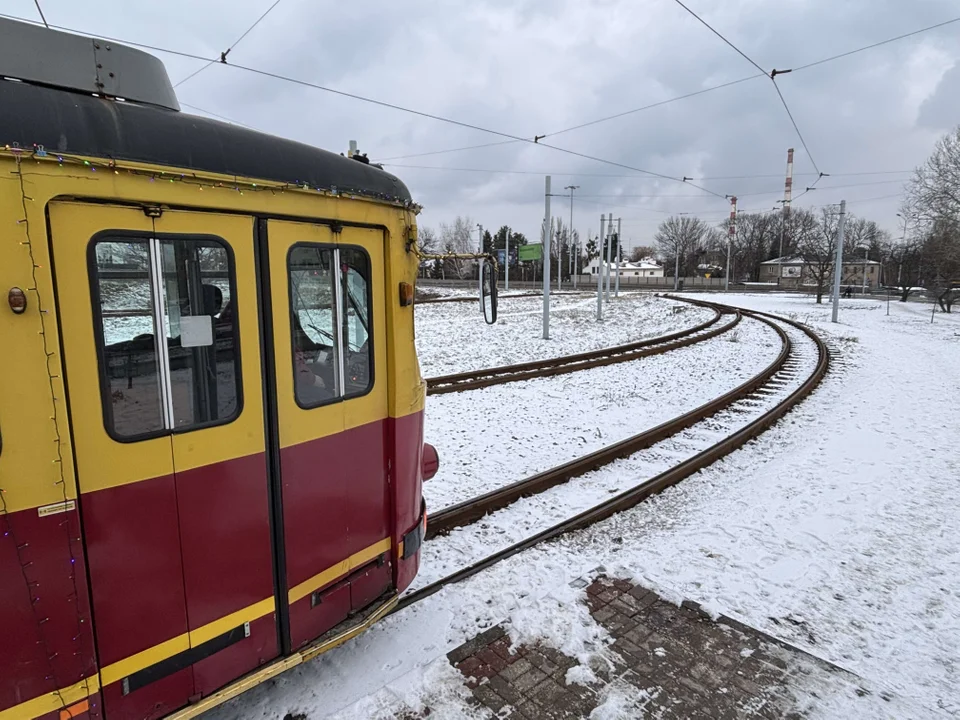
518 243 543 261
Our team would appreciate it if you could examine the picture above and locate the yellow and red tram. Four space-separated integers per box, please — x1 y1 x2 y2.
0 17 438 720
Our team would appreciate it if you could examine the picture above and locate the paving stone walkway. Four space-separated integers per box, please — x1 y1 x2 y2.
446 575 880 719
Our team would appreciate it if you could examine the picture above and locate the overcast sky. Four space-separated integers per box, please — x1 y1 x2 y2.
6 0 960 249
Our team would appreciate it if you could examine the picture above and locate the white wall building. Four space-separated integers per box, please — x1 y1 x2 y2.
583 258 664 278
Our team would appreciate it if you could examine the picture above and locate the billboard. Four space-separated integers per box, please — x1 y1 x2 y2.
782 265 801 278
518 243 543 261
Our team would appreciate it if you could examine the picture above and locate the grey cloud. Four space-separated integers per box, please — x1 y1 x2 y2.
18 0 960 246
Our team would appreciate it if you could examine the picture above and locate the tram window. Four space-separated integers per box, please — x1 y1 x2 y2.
92 236 240 440
287 244 373 407
93 241 165 437
289 246 340 407
340 247 372 399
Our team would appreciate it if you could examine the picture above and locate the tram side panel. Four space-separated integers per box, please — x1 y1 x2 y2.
0 175 101 719
386 219 428 594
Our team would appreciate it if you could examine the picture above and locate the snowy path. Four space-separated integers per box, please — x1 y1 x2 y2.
423 315 780 511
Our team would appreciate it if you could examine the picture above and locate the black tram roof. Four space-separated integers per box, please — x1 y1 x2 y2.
0 17 412 205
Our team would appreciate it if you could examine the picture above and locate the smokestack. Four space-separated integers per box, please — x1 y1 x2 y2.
783 148 794 219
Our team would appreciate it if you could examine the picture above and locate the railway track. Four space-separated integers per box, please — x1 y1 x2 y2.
395 301 829 612
425 304 736 395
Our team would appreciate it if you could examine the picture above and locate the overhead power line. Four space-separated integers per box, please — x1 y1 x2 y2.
173 0 283 88
770 78 821 176
792 16 960 72
670 0 768 75
668 0 824 176
0 12 726 196
377 140 517 162
378 15 960 162
32 0 48 28
180 102 260 130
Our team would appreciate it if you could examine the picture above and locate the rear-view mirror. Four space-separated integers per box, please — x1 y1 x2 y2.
481 257 498 325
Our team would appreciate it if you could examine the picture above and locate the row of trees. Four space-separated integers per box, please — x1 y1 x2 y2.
653 210 891 303
418 217 593 282
651 124 960 308
420 124 960 308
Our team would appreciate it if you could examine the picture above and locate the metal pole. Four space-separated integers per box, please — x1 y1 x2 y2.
565 185 579 293
862 246 868 295
543 176 551 339
615 218 622 297
505 226 510 292
674 252 680 291
604 212 613 302
556 218 562 294
596 215 605 320
477 224 483 308
831 200 847 323
726 196 737 292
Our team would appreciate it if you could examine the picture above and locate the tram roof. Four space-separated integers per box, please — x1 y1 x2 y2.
0 17 412 206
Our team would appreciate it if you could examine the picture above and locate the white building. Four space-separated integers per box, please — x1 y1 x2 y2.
583 258 664 278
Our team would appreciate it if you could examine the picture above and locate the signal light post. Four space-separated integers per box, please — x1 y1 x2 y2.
543 176 551 339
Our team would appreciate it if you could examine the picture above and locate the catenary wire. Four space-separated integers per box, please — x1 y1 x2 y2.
173 0 283 88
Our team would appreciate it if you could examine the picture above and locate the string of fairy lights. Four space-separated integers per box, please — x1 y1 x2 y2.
2 142 421 209
2 151 92 713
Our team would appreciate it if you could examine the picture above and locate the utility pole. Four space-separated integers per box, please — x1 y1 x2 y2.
862 245 868 295
477 223 483 308
504 226 510 292
831 200 847 323
674 250 680 291
604 212 613 302
778 148 795 287
726 196 737 292
615 217 622 297
543 176 551 339
596 215 605 320
565 185 579 293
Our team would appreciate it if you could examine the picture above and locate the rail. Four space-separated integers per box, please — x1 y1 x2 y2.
425 306 736 395
394 300 829 612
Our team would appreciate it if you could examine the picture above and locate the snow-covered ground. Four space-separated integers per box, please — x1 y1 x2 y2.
415 291 714 376
208 293 960 719
422 312 779 511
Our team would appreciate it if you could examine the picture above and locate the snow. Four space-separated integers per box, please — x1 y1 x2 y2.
415 291 714 376
422 313 779 510
208 292 960 719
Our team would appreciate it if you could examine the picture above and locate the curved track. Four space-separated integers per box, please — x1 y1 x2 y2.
426 304 736 395
396 301 829 612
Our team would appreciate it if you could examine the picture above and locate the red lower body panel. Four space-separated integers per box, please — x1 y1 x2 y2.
387 412 425 593
4 409 425 719
0 504 97 715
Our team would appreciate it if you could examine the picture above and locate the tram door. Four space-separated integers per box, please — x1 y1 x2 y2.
266 220 391 650
49 203 278 720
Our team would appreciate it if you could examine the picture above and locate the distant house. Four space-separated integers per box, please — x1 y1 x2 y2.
759 256 882 289
583 258 664 278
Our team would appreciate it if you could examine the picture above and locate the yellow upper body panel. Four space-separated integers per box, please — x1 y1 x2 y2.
0 151 424 513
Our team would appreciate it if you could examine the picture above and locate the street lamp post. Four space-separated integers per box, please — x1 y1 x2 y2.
565 185 579 291
862 245 868 295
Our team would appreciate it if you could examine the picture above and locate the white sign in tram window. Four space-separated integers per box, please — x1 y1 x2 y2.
180 315 214 347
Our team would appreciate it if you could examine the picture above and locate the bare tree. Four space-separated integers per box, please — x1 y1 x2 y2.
438 216 475 280
654 216 709 284
798 208 840 304
904 125 960 311
629 245 657 262
727 212 778 282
